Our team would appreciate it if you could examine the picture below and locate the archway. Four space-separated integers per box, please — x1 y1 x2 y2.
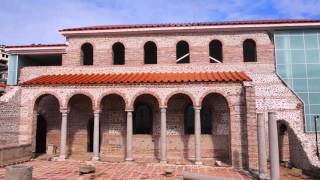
100 94 126 161
278 123 290 163
167 93 194 163
133 94 160 161
33 94 61 157
68 94 93 160
201 93 231 165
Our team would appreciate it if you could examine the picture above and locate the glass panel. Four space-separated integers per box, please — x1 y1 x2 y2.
310 105 320 114
292 64 306 78
307 64 320 78
275 30 320 132
291 50 305 63
309 93 320 104
308 79 320 92
304 35 318 49
297 93 309 104
290 35 304 49
275 36 290 49
306 49 319 63
276 50 291 64
293 79 308 92
277 65 292 78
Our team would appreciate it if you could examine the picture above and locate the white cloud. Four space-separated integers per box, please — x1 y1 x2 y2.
0 0 319 45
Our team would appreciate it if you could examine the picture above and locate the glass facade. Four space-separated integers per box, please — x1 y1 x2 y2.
274 30 320 132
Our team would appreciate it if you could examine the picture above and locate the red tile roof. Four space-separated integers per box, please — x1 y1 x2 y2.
21 72 251 86
5 44 67 48
60 19 320 32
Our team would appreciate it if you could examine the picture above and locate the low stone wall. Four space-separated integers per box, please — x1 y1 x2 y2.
0 144 32 167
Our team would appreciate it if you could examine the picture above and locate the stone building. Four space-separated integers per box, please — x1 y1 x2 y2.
2 19 320 173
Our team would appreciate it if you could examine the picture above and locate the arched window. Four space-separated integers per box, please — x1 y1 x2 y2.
144 41 157 64
81 43 93 65
243 39 257 62
133 104 153 134
176 41 190 64
209 40 223 63
113 42 125 65
184 104 194 134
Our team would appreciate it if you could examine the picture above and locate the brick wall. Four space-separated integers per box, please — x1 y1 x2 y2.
62 31 273 67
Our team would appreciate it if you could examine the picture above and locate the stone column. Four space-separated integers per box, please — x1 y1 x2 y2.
194 106 202 165
126 110 133 161
268 112 280 180
257 113 267 179
92 110 100 161
60 109 68 159
160 107 167 163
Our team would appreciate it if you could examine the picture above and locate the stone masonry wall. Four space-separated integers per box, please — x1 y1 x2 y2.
0 87 21 146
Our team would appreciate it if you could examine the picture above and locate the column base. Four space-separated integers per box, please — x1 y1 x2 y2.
195 161 203 165
57 155 66 161
92 156 100 161
125 158 133 161
259 173 268 180
160 160 167 164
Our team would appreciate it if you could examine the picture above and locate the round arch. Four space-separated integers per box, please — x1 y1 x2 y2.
33 92 62 111
65 92 95 110
96 92 128 110
199 91 232 110
164 91 197 107
129 91 162 109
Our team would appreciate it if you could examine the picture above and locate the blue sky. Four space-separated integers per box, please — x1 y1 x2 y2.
1 0 320 45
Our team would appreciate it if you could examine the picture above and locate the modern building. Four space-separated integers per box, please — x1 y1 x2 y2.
0 45 8 95
1 19 320 174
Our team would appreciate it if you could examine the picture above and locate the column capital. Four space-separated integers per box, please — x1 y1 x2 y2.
60 108 69 114
125 109 134 112
160 107 167 113
193 106 201 111
94 109 101 114
160 106 167 109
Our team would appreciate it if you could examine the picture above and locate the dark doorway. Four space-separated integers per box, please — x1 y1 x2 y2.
35 114 47 154
184 104 195 134
87 118 101 152
133 104 153 134
87 119 94 152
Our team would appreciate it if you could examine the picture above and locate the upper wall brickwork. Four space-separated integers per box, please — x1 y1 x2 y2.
62 31 273 67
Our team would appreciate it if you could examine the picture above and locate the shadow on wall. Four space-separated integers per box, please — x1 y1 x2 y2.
278 120 320 175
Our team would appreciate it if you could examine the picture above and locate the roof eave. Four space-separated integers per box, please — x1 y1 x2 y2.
5 46 67 55
60 23 320 36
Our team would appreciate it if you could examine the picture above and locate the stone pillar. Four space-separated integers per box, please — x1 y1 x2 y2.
60 109 68 159
268 112 280 180
126 110 133 161
257 113 267 179
194 106 202 165
160 107 167 163
243 82 258 170
92 110 100 161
